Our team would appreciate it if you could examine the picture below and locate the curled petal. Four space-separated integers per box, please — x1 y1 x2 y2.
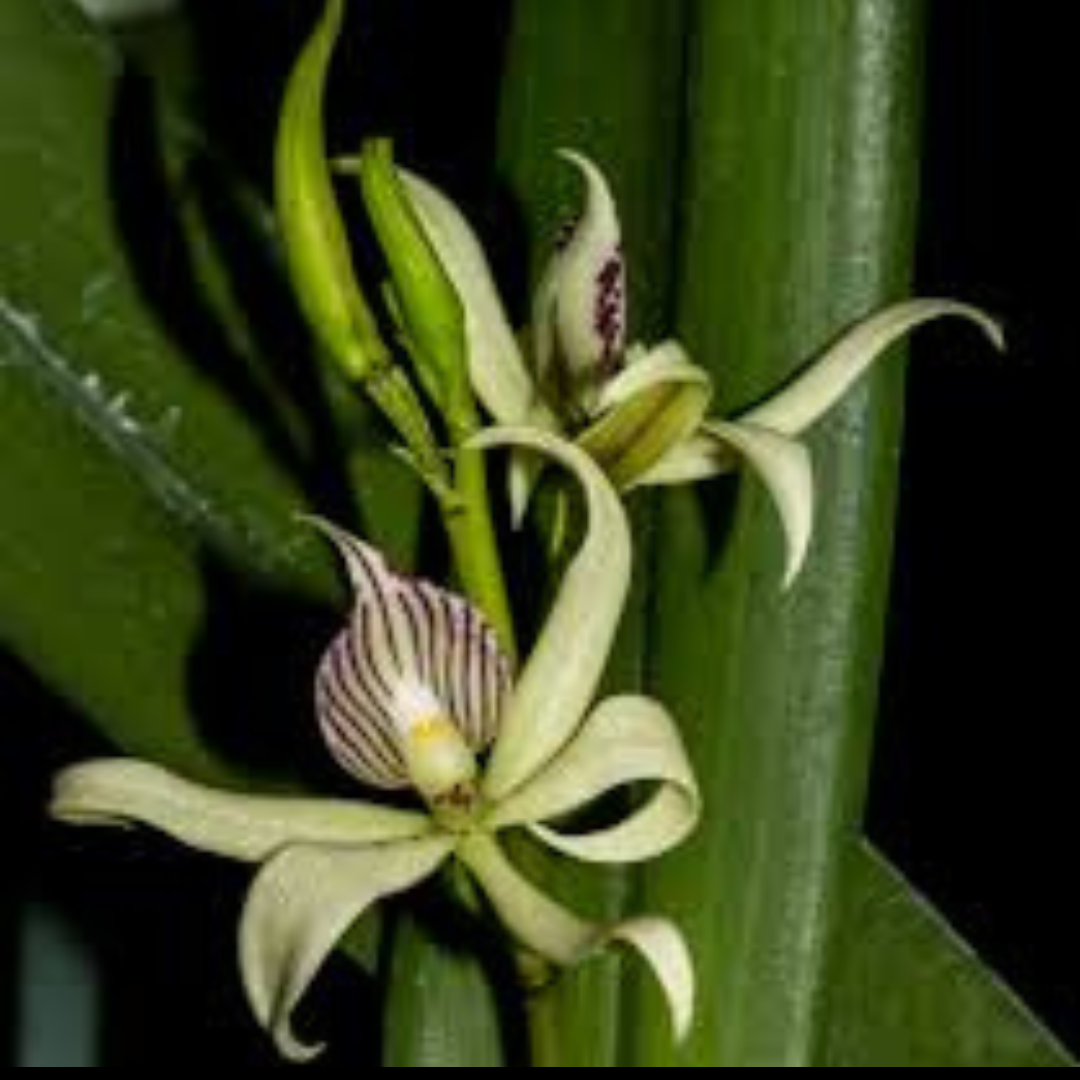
628 430 737 489
398 168 556 430
703 420 814 590
50 759 431 862
240 836 454 1061
554 152 626 375
468 429 631 801
594 339 710 413
534 151 626 411
308 517 512 789
740 299 1003 436
578 341 712 488
487 695 699 864
458 832 694 1042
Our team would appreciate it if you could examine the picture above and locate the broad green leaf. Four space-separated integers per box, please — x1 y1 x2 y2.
623 0 928 1064
821 843 1074 1067
380 906 506 1068
0 0 423 791
624 0 1074 1068
0 0 335 787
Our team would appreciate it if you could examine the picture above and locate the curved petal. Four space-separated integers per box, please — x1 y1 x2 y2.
628 430 737 488
594 339 711 413
703 420 814 590
532 152 626 414
578 341 713 488
398 168 556 430
608 917 695 1044
508 448 546 529
552 151 626 378
486 695 699 864
240 835 454 1061
458 832 694 1042
739 299 1003 436
308 517 512 790
468 429 631 801
50 759 432 862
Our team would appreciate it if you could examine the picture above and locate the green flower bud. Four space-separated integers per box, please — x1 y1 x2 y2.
346 138 472 432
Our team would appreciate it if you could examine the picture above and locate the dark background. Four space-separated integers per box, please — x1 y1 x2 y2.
4 0 1078 1065
872 0 1079 1051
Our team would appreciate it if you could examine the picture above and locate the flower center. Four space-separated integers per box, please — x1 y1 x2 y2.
394 682 479 810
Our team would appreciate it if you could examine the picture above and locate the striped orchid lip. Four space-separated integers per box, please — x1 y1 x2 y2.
311 519 512 804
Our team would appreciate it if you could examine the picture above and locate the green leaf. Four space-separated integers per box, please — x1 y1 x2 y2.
381 906 506 1068
622 0 927 1064
624 0 1074 1068
822 843 1074 1067
0 0 424 786
0 0 331 786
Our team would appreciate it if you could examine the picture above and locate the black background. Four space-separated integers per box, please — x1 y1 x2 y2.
871 0 1079 1052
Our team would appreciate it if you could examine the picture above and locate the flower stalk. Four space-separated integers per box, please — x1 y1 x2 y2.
273 0 513 653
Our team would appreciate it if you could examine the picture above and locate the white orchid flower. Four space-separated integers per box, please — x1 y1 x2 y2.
50 429 699 1061
400 153 1003 588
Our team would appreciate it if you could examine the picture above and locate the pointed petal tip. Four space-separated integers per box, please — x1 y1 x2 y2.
555 146 594 172
610 917 696 1044
241 837 453 1064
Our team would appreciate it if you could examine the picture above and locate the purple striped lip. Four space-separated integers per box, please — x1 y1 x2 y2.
312 523 512 790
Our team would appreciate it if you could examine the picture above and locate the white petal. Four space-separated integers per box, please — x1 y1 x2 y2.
508 448 545 529
628 431 736 488
551 151 626 382
308 517 512 788
398 168 556 430
594 339 710 413
240 835 454 1060
740 299 1003 436
50 759 431 862
468 429 631 801
703 420 814 590
530 247 563 401
608 916 695 1043
578 340 713 488
487 694 699 864
458 832 694 1042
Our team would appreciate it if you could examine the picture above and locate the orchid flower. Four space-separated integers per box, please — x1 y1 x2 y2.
399 153 1003 587
50 429 699 1061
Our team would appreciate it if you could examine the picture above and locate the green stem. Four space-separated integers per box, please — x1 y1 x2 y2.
442 435 516 660
448 449 516 659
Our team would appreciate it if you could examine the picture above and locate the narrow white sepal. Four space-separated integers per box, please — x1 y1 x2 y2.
594 339 711 414
702 420 814 590
468 428 632 801
740 299 1004 436
487 694 699 863
398 168 556 430
49 759 432 862
628 431 736 489
240 836 454 1061
459 833 694 1042
606 917 695 1042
